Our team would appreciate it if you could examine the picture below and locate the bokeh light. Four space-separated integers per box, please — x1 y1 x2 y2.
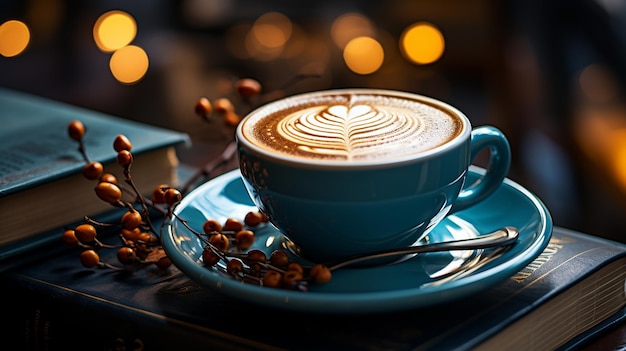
331 12 375 49
400 22 445 65
93 10 137 53
579 63 619 104
245 11 292 61
109 45 149 84
610 130 626 191
251 12 292 49
0 20 30 57
343 36 384 75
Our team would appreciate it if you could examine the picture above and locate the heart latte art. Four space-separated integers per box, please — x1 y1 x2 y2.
241 93 463 162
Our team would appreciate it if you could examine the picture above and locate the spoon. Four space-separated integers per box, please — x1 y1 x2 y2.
423 244 510 286
327 226 519 270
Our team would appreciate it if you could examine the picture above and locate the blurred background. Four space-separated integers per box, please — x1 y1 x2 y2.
2 0 626 243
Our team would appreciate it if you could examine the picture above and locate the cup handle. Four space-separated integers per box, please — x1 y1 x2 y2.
450 125 511 213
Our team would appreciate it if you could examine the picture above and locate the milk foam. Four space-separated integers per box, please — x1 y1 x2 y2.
242 93 463 161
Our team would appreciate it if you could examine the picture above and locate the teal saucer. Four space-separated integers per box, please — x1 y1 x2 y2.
161 167 552 314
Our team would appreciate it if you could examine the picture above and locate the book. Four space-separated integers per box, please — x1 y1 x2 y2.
1 226 624 350
0 87 190 260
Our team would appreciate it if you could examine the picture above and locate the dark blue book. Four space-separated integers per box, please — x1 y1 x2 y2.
0 88 190 259
1 226 624 350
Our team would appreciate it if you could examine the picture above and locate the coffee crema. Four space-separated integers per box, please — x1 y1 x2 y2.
241 92 463 162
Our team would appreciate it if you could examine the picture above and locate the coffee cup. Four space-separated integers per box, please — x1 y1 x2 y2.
235 89 511 263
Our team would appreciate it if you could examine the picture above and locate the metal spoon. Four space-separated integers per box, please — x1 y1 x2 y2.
423 244 511 287
326 226 519 270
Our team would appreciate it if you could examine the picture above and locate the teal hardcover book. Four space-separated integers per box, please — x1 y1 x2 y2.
0 87 190 258
1 226 624 350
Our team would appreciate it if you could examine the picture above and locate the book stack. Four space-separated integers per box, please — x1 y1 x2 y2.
1 89 624 350
1 226 624 350
0 88 190 262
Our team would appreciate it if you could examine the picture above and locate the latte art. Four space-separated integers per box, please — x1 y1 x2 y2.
277 104 426 160
242 93 463 162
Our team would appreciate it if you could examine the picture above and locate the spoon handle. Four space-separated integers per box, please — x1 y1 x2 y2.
327 226 519 270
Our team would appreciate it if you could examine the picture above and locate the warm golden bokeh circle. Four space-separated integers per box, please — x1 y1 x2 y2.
93 10 137 52
109 45 149 84
331 12 375 49
343 36 384 75
0 20 30 57
400 22 445 65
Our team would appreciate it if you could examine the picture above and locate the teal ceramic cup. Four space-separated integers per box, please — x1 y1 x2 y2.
235 89 511 263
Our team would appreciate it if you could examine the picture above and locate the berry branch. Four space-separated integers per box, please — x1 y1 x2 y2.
61 75 333 290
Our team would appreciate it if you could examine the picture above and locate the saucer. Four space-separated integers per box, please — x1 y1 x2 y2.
161 167 552 314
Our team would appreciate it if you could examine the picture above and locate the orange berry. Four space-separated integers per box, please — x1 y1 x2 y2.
244 211 265 227
269 250 290 267
262 270 282 288
226 258 244 276
309 264 332 284
113 134 132 152
68 120 85 141
235 230 255 250
223 218 244 232
117 150 133 167
121 210 142 230
80 249 100 268
195 97 212 118
282 270 303 288
202 219 222 234
151 184 169 203
62 229 79 246
120 227 141 242
164 188 182 206
74 224 97 243
286 262 304 274
137 232 156 244
223 111 241 127
202 247 221 266
117 247 137 264
82 162 104 180
100 173 118 184
236 78 262 98
209 233 229 251
95 182 122 204
244 249 266 265
213 98 234 114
